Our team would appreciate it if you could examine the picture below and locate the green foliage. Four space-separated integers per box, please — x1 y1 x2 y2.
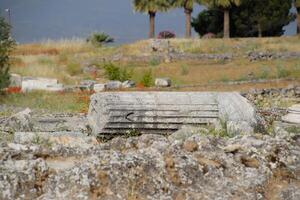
192 9 223 37
193 0 294 37
149 57 160 66
32 135 52 147
124 129 142 138
86 32 114 47
0 17 15 90
140 70 153 87
133 0 171 13
66 62 81 76
258 66 271 79
276 65 290 78
103 63 132 81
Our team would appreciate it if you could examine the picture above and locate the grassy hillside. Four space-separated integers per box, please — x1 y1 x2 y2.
2 37 299 113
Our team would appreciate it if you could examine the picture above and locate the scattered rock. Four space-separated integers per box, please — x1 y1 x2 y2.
183 140 198 152
79 80 97 91
0 133 299 200
282 104 300 124
248 51 300 61
4 108 33 132
122 80 135 88
14 132 98 148
223 144 242 153
104 81 122 90
21 77 63 92
155 78 172 87
93 83 105 92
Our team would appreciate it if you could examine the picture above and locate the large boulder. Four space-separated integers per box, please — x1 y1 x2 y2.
88 92 258 137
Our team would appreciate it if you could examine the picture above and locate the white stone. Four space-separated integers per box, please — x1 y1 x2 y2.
21 77 63 92
93 83 105 93
155 78 172 87
122 80 135 88
282 104 300 124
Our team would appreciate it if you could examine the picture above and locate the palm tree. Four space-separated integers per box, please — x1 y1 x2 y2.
203 0 240 38
296 0 300 34
133 0 171 38
171 0 202 38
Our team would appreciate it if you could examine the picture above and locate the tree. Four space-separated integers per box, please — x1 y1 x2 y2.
170 0 202 38
133 0 171 38
191 9 223 37
0 17 14 91
296 0 300 34
203 0 241 38
193 0 294 37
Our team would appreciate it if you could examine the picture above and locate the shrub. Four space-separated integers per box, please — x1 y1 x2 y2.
140 70 153 87
103 63 132 81
158 31 176 39
149 57 160 66
86 32 114 47
180 65 189 75
0 17 15 91
258 66 270 79
276 65 290 78
66 62 81 76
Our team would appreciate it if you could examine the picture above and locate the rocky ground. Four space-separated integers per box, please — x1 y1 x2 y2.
0 86 299 200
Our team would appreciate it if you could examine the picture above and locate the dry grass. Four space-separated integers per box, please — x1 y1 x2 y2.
9 36 300 87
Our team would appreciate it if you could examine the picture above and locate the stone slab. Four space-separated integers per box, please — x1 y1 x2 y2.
21 77 63 92
88 92 258 136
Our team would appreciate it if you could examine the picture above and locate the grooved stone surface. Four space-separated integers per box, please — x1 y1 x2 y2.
88 92 258 136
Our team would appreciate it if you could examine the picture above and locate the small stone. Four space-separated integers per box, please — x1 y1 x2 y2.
79 80 97 91
122 80 135 88
105 81 122 90
93 83 105 93
155 78 172 87
183 140 198 152
223 144 242 153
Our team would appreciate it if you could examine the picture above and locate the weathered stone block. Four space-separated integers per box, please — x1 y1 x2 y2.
105 81 122 90
21 77 63 92
88 92 258 137
93 83 105 93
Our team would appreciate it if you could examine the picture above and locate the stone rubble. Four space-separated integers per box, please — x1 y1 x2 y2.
0 130 299 200
0 85 299 199
282 104 300 124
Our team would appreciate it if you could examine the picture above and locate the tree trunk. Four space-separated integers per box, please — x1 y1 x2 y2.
297 8 300 34
184 8 192 38
149 11 156 38
223 9 230 38
258 23 262 37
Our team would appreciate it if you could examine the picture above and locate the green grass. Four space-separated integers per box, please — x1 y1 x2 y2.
0 91 90 113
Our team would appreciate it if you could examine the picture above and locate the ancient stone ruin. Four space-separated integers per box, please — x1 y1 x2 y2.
88 92 258 138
